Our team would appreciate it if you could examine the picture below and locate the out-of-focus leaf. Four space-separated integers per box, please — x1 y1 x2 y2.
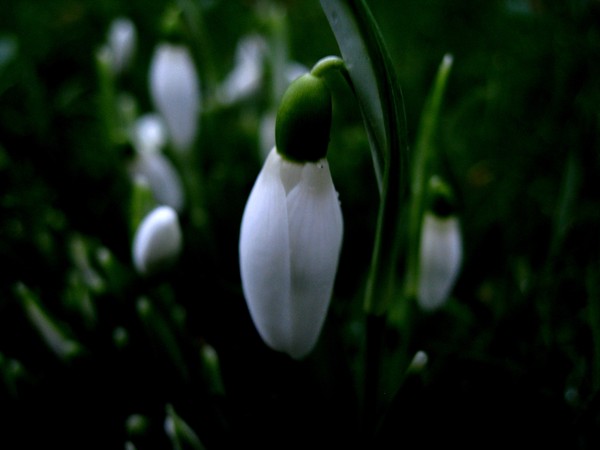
15 282 84 362
165 404 206 450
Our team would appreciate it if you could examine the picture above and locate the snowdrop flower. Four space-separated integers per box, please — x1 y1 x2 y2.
132 206 182 276
217 34 267 105
149 43 201 153
128 114 185 212
417 178 462 311
239 72 343 359
106 17 136 74
132 113 168 154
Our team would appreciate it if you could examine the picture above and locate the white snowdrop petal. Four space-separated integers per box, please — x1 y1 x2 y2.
239 149 293 352
149 44 200 152
133 206 182 276
279 156 303 195
285 159 343 359
417 213 462 311
128 152 185 212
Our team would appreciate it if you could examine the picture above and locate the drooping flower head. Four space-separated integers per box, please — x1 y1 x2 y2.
417 176 462 311
149 42 201 153
132 205 182 276
106 17 137 75
128 114 185 212
239 72 343 359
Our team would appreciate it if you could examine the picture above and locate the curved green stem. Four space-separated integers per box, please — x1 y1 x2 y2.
311 56 346 78
321 0 409 440
404 53 454 300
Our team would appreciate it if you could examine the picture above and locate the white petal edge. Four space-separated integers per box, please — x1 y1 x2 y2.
285 158 343 359
239 148 294 353
417 213 462 311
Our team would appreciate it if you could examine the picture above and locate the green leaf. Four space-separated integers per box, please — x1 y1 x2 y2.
15 283 84 362
404 54 454 300
320 0 407 194
320 0 408 316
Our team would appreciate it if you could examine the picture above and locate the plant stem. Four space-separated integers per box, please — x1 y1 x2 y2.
404 53 453 300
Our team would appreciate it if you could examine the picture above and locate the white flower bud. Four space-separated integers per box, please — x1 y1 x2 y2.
417 212 462 311
107 17 136 74
132 206 182 276
239 148 343 359
408 350 429 372
131 113 168 154
149 43 201 152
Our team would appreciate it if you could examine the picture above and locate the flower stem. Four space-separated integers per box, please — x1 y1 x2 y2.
310 56 346 78
404 53 454 301
320 0 409 439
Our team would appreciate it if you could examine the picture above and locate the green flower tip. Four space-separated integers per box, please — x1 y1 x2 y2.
275 73 332 163
428 176 457 217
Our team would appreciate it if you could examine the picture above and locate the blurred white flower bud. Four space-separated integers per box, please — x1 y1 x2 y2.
128 151 185 213
149 43 201 152
131 113 168 154
417 212 462 311
132 206 182 276
408 350 429 372
107 17 137 74
217 34 267 105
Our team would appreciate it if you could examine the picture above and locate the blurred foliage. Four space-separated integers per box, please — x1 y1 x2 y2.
1 0 600 448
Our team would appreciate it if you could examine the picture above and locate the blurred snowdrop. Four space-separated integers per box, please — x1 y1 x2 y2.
128 114 185 212
106 17 137 75
149 43 201 153
132 206 182 276
131 113 168 153
408 350 429 372
217 34 267 105
417 178 462 311
239 73 343 359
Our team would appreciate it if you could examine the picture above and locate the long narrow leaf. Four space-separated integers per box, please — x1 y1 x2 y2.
320 0 408 315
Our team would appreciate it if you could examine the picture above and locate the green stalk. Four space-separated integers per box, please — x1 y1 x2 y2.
95 46 119 148
15 283 84 362
404 54 454 300
321 0 408 438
